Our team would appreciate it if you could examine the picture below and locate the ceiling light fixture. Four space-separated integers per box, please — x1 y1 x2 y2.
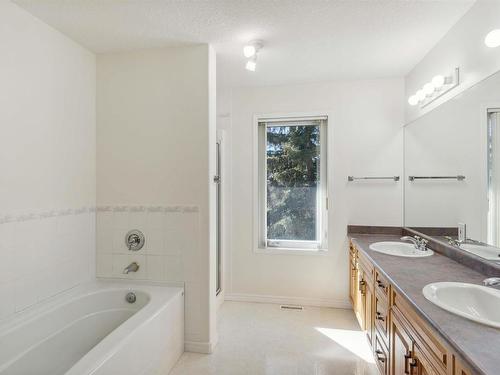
485 29 500 48
245 58 257 72
408 68 460 108
243 40 262 58
243 45 256 58
244 40 263 72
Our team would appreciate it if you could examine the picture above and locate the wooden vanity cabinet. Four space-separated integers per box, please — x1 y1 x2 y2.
349 244 357 308
349 240 477 375
391 309 414 375
350 247 375 344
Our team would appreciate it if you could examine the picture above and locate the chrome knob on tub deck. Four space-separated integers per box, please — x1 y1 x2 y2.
123 262 139 274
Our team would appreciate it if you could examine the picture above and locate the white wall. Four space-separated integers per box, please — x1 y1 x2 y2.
405 0 500 124
96 46 217 353
223 79 404 307
0 1 96 319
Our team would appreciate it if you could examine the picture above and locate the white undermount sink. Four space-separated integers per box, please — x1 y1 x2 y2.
423 282 500 329
460 243 500 261
369 241 434 257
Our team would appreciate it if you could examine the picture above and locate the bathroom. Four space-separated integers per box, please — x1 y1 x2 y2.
0 0 499 374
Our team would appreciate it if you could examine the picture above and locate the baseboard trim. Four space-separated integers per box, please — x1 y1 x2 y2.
184 339 217 354
224 293 351 309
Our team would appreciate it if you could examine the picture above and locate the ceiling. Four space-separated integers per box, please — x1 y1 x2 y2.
14 0 475 88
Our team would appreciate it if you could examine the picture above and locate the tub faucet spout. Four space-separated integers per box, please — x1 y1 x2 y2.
123 262 139 274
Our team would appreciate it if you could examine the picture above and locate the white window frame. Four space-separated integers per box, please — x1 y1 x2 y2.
253 112 330 254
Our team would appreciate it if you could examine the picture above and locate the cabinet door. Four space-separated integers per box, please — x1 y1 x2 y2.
355 269 366 329
391 311 413 375
365 281 374 345
349 250 357 305
413 343 444 375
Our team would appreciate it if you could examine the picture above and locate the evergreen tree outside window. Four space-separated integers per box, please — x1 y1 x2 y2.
257 116 328 250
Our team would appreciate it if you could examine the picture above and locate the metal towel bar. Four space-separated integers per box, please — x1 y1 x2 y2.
347 176 400 182
408 175 465 181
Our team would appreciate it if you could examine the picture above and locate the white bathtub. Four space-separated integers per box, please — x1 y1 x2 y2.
0 281 184 375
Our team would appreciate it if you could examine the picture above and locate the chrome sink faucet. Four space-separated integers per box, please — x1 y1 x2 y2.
123 262 139 274
401 235 429 251
445 236 462 247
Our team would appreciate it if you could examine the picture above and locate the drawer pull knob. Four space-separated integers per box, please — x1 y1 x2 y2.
376 312 385 321
359 280 366 295
404 352 412 374
375 350 386 363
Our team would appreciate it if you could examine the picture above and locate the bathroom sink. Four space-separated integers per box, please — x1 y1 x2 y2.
460 243 500 260
423 282 500 329
369 242 434 257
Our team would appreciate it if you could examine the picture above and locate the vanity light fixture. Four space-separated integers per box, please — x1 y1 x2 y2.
408 95 419 106
244 40 263 72
423 82 435 96
407 68 460 108
485 29 500 48
431 75 445 89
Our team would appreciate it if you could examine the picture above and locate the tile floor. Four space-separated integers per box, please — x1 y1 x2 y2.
169 301 378 375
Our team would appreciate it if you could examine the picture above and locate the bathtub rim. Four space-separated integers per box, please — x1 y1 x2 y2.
0 279 183 333
0 280 184 375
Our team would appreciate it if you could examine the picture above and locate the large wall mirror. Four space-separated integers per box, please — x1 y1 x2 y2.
404 70 500 262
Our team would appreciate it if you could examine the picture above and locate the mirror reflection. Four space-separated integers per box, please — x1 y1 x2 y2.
404 71 500 262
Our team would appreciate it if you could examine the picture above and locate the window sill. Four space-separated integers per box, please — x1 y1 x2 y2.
253 247 328 256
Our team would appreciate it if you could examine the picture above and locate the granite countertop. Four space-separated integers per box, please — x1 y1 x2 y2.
349 233 500 375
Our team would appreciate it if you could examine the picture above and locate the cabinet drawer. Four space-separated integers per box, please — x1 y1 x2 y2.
358 252 374 285
375 290 390 345
374 331 388 375
375 269 390 299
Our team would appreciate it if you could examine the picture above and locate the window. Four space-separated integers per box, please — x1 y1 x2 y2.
256 115 328 251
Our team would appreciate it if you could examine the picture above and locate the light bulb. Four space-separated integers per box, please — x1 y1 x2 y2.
243 45 256 58
485 29 500 48
416 89 426 102
432 75 445 89
246 60 256 72
423 82 435 96
408 95 419 106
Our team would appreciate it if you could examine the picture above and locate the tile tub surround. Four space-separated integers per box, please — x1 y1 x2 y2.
96 205 206 351
96 205 199 282
350 233 500 375
0 207 96 320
